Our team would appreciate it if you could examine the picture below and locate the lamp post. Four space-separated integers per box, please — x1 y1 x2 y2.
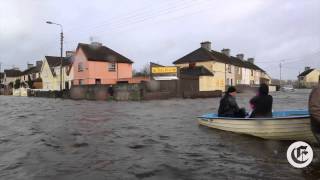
46 21 63 91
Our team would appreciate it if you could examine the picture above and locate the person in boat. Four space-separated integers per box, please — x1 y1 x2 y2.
218 86 246 118
249 83 273 118
309 85 320 143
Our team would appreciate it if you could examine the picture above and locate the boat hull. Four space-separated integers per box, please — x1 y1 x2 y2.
198 117 317 143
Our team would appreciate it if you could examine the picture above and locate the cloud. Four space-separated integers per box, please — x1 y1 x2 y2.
0 0 319 79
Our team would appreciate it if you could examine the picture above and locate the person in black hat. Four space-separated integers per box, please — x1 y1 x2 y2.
249 83 273 118
218 86 246 117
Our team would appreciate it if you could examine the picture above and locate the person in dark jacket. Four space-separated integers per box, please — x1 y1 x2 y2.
309 85 320 143
218 86 246 118
108 85 114 97
249 83 273 118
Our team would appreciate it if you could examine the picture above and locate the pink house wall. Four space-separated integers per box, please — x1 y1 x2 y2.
73 48 133 85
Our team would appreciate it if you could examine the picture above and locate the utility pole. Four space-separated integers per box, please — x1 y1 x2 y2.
279 62 282 88
60 31 64 91
46 21 63 91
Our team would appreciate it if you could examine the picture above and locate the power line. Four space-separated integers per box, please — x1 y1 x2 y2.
255 50 320 64
65 1 188 33
67 0 211 39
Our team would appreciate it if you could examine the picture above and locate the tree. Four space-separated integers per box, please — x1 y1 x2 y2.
14 79 21 89
133 64 150 77
27 75 33 88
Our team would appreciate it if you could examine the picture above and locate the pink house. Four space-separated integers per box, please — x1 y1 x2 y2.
72 42 133 85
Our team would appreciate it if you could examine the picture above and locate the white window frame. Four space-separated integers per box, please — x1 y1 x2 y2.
108 62 116 72
78 62 84 72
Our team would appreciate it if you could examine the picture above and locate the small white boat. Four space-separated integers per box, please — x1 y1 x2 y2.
198 110 317 143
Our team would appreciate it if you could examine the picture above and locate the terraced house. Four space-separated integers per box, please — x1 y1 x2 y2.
298 67 320 88
72 42 133 85
20 61 43 89
40 56 72 90
173 41 271 92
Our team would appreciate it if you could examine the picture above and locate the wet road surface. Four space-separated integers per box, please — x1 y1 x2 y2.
0 89 319 180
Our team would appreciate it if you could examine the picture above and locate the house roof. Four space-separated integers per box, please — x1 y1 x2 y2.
21 65 42 76
77 43 133 64
298 69 315 77
173 47 265 72
45 56 72 67
180 66 214 76
4 69 22 77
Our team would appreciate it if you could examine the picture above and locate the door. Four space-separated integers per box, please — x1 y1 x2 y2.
95 79 101 84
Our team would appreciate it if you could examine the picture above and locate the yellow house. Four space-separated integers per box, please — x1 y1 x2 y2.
173 41 270 92
40 56 72 90
298 67 320 88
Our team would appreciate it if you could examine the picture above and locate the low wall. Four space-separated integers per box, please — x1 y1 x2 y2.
70 84 142 101
28 89 63 98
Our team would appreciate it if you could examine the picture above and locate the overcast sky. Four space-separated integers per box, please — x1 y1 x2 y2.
0 0 319 80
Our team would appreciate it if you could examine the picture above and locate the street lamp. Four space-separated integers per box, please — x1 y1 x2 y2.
46 21 64 91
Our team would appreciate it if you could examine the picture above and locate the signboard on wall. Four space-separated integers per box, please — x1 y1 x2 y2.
151 67 177 74
150 65 178 81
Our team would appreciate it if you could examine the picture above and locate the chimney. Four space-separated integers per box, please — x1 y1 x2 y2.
36 61 43 68
305 66 311 71
27 63 34 69
247 58 254 64
90 41 103 48
221 49 230 57
200 41 211 51
236 54 244 60
66 51 75 57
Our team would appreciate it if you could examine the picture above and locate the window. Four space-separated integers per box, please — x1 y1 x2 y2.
79 79 84 85
32 73 36 80
78 62 84 72
238 67 241 75
227 65 231 73
108 62 116 71
251 70 254 76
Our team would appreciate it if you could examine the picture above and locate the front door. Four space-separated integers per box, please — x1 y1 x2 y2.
95 79 101 84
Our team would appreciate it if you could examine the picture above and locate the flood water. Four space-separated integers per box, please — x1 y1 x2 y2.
0 89 319 180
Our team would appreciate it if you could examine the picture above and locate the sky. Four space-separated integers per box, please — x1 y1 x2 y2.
0 0 319 80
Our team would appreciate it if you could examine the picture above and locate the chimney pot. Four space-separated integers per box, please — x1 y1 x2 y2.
247 58 255 64
236 54 244 60
27 63 34 69
305 66 311 71
36 61 43 68
66 51 75 57
200 41 211 51
221 49 230 57
90 41 102 47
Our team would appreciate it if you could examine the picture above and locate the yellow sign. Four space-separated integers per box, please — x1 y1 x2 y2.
151 67 177 74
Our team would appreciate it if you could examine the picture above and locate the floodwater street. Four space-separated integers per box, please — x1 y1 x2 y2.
0 89 319 179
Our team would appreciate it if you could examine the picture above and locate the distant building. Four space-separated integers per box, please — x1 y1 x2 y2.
3 68 22 86
20 61 43 89
173 41 271 92
40 56 72 90
298 67 320 88
72 42 134 85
